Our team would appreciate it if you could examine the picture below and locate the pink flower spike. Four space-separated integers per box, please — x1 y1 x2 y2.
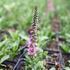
47 0 55 12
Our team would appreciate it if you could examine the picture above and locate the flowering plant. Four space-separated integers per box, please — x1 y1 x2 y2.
24 6 47 70
25 46 47 70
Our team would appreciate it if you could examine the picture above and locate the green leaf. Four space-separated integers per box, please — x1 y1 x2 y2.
0 55 9 64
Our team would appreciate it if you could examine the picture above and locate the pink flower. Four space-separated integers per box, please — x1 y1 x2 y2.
27 38 32 47
27 46 37 56
27 32 37 56
47 0 55 12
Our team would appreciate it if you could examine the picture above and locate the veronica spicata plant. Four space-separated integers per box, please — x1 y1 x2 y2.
24 6 47 70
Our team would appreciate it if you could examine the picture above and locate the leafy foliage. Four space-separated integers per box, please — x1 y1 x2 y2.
0 0 70 70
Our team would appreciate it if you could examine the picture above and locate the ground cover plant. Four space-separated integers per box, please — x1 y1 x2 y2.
0 0 70 70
